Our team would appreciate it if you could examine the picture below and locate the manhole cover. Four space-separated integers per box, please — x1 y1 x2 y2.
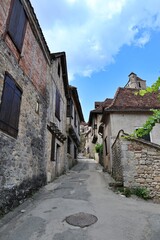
65 212 98 228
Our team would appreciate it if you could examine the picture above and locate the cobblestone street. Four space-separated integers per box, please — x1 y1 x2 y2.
0 157 160 240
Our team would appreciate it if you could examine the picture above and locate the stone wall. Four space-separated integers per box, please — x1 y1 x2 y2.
0 0 79 216
0 1 50 215
0 39 48 215
112 134 160 202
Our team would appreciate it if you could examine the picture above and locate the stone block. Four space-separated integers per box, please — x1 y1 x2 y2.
154 177 160 182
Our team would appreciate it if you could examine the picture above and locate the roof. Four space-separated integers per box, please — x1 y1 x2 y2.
88 98 113 125
105 87 160 112
51 52 69 97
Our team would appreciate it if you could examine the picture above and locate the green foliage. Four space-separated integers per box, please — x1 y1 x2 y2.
117 187 150 200
95 143 103 154
124 188 132 197
132 109 160 138
132 187 150 200
132 77 160 138
139 76 160 95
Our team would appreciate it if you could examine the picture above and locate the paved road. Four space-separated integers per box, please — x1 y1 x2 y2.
0 157 160 240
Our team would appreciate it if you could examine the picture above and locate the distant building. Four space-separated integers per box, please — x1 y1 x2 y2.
67 86 84 168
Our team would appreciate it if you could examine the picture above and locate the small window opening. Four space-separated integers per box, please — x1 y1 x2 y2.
58 63 61 77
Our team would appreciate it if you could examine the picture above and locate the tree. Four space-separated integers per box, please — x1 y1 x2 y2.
132 77 160 138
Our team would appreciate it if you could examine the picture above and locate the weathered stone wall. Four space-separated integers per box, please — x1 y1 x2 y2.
0 1 50 214
46 58 68 181
0 40 48 214
0 0 79 216
112 136 160 202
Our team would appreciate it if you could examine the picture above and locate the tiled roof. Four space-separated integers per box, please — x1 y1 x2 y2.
88 98 113 125
92 98 113 112
103 98 113 108
105 88 160 112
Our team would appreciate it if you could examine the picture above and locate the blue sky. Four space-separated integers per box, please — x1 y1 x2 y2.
30 0 160 122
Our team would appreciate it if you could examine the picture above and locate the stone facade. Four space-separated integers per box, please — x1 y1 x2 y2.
66 86 84 168
101 74 160 172
112 133 160 202
0 0 83 215
0 0 50 215
46 53 68 182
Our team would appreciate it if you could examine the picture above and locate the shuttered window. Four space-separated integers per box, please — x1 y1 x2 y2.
55 89 61 120
50 134 55 161
8 0 27 51
0 73 22 138
74 109 77 127
67 137 71 154
67 98 73 117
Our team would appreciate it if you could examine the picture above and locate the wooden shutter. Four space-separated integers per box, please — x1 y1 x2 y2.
0 74 22 138
74 109 77 127
67 98 73 117
8 0 27 51
55 89 60 120
50 134 55 161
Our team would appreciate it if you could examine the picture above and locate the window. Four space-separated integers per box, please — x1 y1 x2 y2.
56 143 60 162
67 137 71 154
0 73 22 138
58 63 61 77
105 137 108 155
50 134 55 161
142 134 151 141
94 124 97 129
74 145 77 159
78 121 80 135
8 0 27 51
67 98 73 117
74 109 77 127
55 89 61 120
135 128 151 142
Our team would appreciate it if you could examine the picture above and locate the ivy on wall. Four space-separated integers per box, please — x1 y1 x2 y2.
132 77 160 138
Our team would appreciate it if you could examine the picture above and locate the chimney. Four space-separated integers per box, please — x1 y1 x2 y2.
125 72 146 89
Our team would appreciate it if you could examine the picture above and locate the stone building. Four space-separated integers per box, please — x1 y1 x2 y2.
101 73 160 172
46 52 69 182
0 0 83 214
66 86 84 168
88 99 112 160
112 131 160 202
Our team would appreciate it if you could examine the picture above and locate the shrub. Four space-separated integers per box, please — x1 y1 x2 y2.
116 186 150 200
132 187 150 200
95 143 103 154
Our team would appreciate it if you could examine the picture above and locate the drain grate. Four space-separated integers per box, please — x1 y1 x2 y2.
65 212 98 228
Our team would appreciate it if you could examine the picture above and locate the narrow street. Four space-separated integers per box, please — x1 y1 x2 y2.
0 157 160 240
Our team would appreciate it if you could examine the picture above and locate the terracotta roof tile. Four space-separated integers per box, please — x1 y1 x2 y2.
105 88 160 111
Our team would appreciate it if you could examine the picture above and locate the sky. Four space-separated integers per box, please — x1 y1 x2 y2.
30 0 160 122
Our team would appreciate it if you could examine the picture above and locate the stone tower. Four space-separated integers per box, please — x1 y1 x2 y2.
125 72 146 89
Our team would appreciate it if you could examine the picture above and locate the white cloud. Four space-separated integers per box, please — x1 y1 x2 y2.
31 0 160 80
